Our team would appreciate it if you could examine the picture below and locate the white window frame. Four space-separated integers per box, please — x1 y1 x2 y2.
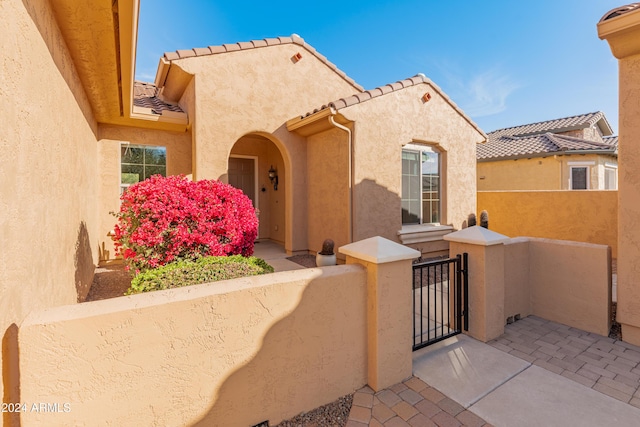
604 162 618 190
401 143 441 225
120 143 167 194
568 161 594 190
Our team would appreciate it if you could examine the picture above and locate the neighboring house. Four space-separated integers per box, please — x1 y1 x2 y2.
599 3 640 346
477 112 618 191
1 0 486 402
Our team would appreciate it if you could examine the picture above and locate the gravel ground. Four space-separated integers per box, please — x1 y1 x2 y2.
274 394 353 427
85 263 132 302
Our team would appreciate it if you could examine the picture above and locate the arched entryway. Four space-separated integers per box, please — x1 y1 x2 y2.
228 133 289 249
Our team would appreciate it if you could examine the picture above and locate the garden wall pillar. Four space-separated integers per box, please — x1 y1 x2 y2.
340 236 420 391
444 226 509 342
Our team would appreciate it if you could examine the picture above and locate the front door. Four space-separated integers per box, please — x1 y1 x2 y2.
228 157 257 207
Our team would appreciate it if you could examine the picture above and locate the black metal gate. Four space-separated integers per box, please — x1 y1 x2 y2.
412 253 468 351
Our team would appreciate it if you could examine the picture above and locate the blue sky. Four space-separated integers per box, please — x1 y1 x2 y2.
135 1 621 133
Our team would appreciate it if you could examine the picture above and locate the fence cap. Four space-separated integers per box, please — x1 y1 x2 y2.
339 236 420 264
443 226 509 246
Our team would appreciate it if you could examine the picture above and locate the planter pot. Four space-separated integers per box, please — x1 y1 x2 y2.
316 253 337 267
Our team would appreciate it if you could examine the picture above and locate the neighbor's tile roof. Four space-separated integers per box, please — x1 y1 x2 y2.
478 132 617 161
162 34 364 92
298 74 487 138
133 81 184 114
600 3 640 21
488 112 610 140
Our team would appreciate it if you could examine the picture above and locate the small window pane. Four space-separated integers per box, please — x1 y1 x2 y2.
571 167 587 190
121 146 143 164
121 165 143 184
144 165 166 180
145 147 166 165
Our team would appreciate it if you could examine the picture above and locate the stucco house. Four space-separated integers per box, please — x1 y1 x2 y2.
101 35 486 261
477 112 618 191
1 0 486 406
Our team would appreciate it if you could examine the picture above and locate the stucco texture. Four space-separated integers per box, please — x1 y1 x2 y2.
346 84 482 241
169 43 361 253
478 190 618 257
478 154 617 191
504 238 611 337
97 124 192 262
0 0 100 414
18 266 367 427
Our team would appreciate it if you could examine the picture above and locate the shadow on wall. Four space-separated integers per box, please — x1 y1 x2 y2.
2 323 20 427
185 268 367 426
75 222 94 303
21 0 96 135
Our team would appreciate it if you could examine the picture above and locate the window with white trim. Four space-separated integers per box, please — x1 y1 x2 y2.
570 166 588 190
121 144 166 193
605 166 617 190
402 144 440 225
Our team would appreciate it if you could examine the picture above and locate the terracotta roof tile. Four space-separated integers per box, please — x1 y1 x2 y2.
600 3 640 21
162 34 364 92
487 112 612 140
133 81 184 114
193 47 211 56
295 74 486 139
478 127 617 161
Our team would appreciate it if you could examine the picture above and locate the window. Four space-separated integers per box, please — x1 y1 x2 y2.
570 166 588 190
605 166 617 190
121 144 166 193
402 145 440 225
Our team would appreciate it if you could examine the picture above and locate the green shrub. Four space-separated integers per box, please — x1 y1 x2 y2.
126 255 274 295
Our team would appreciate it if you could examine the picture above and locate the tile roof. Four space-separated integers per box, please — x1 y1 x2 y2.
133 81 184 114
297 74 487 138
600 3 640 21
478 132 617 161
162 34 364 92
487 111 611 140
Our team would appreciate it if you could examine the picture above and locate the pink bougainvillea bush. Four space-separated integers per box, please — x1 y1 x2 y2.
113 175 258 271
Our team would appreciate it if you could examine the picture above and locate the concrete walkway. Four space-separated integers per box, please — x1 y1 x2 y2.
252 240 306 272
348 316 640 426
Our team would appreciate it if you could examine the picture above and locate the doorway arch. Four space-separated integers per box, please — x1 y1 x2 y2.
228 132 292 252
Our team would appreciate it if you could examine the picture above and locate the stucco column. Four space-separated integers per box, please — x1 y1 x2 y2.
598 8 640 345
444 226 509 342
340 236 420 391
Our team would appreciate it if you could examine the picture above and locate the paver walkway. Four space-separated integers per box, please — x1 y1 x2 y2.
347 315 640 426
346 377 491 427
488 315 640 407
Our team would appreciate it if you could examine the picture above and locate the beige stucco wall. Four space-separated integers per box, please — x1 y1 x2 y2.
307 127 351 254
171 43 361 253
503 237 611 336
326 83 483 245
0 0 101 414
478 154 617 191
528 238 611 336
598 6 640 346
478 190 618 258
503 238 532 321
19 266 367 426
97 124 192 262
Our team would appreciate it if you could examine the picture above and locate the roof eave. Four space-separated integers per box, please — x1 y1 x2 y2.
286 108 352 137
598 6 640 58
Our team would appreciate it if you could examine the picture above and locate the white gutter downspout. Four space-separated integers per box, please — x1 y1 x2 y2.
328 113 354 243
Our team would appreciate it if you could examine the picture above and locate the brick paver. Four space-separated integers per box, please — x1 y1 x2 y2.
488 315 640 404
346 315 640 426
348 377 490 426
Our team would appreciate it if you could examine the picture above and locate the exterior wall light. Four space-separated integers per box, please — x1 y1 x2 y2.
268 165 278 190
